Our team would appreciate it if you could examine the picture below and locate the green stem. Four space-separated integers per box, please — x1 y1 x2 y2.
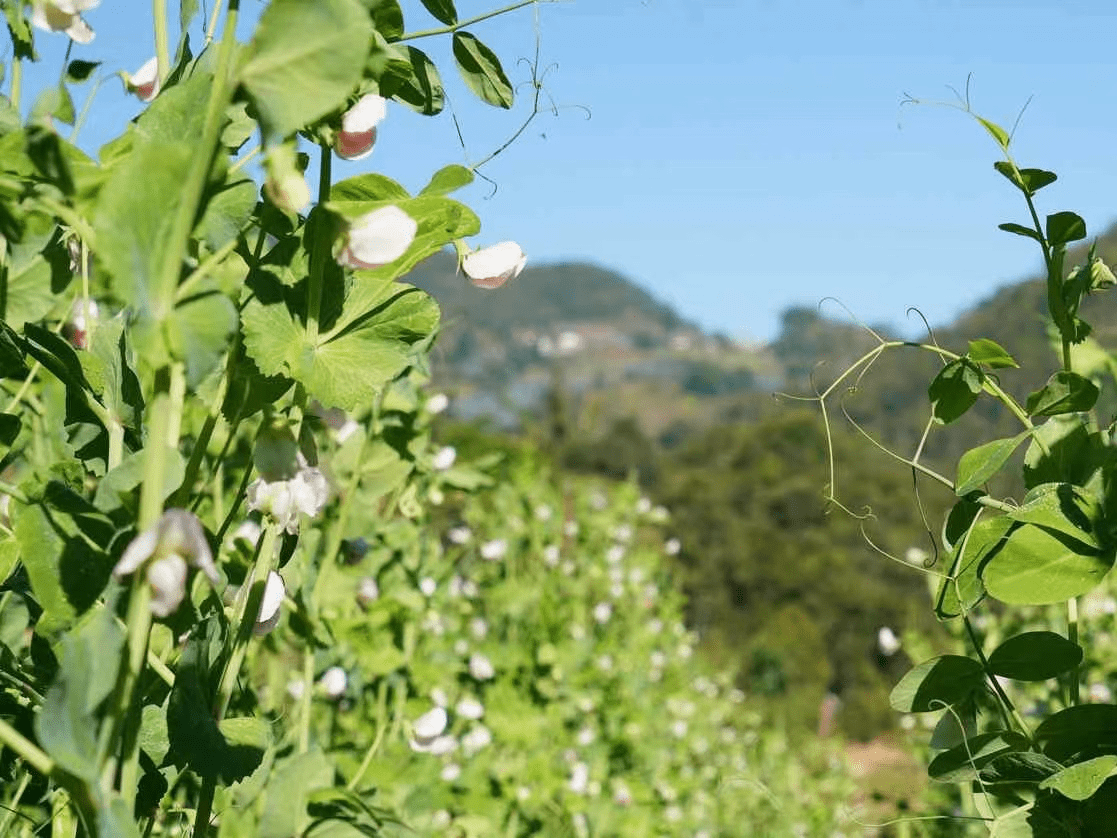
297 648 313 754
70 76 105 145
0 770 31 835
153 0 171 82
400 0 541 41
0 717 54 777
10 51 21 111
229 144 261 173
203 0 226 47
1068 597 1080 706
153 0 240 320
304 146 332 346
174 238 240 303
965 617 1033 744
194 524 280 838
346 680 389 791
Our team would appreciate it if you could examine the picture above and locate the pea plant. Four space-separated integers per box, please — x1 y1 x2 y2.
805 100 1117 836
0 0 542 835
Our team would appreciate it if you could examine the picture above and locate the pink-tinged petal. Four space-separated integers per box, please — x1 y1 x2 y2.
462 241 526 289
335 95 387 161
336 206 417 270
335 127 377 161
128 57 160 103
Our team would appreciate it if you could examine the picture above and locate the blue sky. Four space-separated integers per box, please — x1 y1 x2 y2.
8 0 1117 342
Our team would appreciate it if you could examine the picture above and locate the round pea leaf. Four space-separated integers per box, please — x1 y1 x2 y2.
988 631 1083 681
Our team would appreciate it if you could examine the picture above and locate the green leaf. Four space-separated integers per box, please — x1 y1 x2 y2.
65 60 101 84
84 312 144 433
993 162 1057 195
968 338 1019 369
94 139 194 316
197 175 257 253
998 222 1043 242
979 751 1064 786
11 496 114 634
929 358 983 425
258 750 335 838
936 515 1010 620
1023 416 1110 491
954 431 1030 496
419 0 457 24
365 0 404 40
889 655 984 713
1046 211 1087 247
3 1 35 60
331 172 410 203
928 731 1028 783
977 117 1010 150
988 631 1083 681
1037 705 1117 762
419 164 474 196
239 0 372 143
30 82 75 126
452 32 514 109
166 291 238 388
35 606 125 779
982 523 1113 606
1026 371 1099 416
1007 483 1100 550
989 803 1068 838
242 281 439 412
382 46 445 115
1038 756 1117 801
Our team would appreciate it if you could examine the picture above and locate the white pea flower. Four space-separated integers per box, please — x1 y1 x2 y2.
30 0 97 43
479 539 507 561
878 626 901 657
596 654 613 672
563 520 579 537
462 241 526 289
665 805 682 823
409 706 448 752
431 446 457 471
453 639 469 656
425 392 449 415
334 418 360 443
516 786 531 802
636 497 652 514
125 57 159 103
576 727 595 746
336 206 416 270
650 651 667 669
230 519 262 549
468 652 495 680
1089 682 1113 704
461 578 479 598
447 526 472 545
286 678 306 700
263 144 310 215
319 666 347 699
428 735 458 756
593 602 612 625
461 724 492 756
672 719 688 738
246 465 328 534
664 537 681 556
253 571 285 636
570 623 586 641
456 697 484 720
356 576 379 607
67 297 98 350
113 509 220 618
612 524 633 543
612 780 632 806
440 763 462 782
568 761 590 794
610 583 624 599
606 544 625 564
430 687 449 707
542 545 560 567
431 811 452 829
335 94 387 161
469 617 488 639
419 576 437 597
534 504 553 521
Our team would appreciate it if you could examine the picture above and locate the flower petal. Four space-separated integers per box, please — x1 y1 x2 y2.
462 242 526 289
336 206 417 270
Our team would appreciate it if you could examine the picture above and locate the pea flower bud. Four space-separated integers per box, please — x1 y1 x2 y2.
253 571 285 636
431 446 456 471
263 144 310 215
462 242 526 289
113 509 220 618
335 94 387 161
409 706 448 752
319 666 347 698
125 57 159 103
30 0 98 44
335 206 416 270
468 652 495 681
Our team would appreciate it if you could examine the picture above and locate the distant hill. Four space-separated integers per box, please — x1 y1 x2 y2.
409 219 1117 449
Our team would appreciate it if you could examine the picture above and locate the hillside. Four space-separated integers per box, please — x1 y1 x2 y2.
409 218 1117 453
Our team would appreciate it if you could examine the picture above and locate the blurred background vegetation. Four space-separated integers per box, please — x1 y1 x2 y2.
414 222 1117 831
